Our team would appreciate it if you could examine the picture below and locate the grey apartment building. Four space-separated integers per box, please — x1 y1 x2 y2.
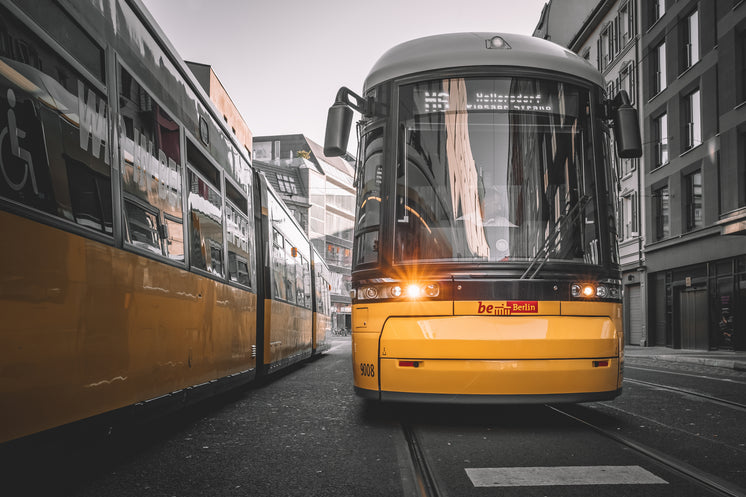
642 0 745 350
537 0 746 350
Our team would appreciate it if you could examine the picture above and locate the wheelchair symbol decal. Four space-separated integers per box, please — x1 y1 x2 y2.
1 88 39 194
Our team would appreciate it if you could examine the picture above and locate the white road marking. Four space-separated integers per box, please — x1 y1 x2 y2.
466 465 668 487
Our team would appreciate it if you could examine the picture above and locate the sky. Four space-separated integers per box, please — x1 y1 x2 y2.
141 0 549 151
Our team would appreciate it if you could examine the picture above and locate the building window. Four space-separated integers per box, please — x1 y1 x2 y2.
654 185 670 240
653 112 669 167
619 1 633 46
652 40 667 95
649 0 664 27
682 89 701 151
276 174 297 195
685 171 703 231
620 62 636 105
682 10 700 72
622 191 639 239
600 28 610 69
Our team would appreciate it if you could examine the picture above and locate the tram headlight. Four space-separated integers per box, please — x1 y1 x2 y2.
359 286 379 300
352 282 441 301
570 280 621 300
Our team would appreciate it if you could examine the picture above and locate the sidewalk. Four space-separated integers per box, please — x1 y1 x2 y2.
625 345 746 372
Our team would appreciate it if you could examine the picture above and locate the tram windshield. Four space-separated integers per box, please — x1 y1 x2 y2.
394 76 604 266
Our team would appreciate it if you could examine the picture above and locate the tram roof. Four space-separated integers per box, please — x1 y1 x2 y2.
364 32 605 91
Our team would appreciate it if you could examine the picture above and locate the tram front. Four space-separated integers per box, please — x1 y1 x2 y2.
325 33 642 403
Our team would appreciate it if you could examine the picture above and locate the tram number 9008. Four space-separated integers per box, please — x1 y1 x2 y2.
360 363 375 378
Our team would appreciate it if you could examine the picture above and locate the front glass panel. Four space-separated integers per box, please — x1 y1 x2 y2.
395 77 603 266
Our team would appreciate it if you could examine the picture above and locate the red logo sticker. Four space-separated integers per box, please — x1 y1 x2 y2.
477 301 539 315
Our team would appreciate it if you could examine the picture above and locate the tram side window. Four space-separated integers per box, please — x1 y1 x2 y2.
353 127 384 265
285 242 297 304
187 142 224 277
272 229 286 300
119 66 184 261
302 256 312 309
0 8 112 234
226 181 252 288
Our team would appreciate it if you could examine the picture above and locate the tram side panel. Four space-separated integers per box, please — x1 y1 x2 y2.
0 211 258 443
257 174 313 374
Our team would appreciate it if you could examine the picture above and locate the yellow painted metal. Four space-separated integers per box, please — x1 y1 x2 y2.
0 211 257 443
263 299 313 366
313 311 331 351
352 301 452 332
379 357 620 395
351 298 622 398
380 315 618 360
352 331 380 392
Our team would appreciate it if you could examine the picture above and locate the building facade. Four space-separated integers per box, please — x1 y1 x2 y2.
253 135 355 333
640 0 745 350
536 0 746 350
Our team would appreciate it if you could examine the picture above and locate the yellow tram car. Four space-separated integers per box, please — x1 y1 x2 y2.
324 33 642 403
0 0 330 443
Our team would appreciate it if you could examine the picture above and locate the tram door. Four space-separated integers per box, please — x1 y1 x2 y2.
680 288 708 350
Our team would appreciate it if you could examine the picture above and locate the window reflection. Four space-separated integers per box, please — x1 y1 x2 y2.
395 77 599 265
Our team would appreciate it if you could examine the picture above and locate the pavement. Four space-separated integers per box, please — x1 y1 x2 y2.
625 345 746 371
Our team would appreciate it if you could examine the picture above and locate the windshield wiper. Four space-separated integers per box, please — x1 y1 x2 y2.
520 195 591 280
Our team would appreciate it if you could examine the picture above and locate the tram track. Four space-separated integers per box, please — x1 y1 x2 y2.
401 424 442 497
624 378 746 412
548 405 746 497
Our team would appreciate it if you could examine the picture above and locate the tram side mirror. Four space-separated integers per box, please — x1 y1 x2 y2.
611 90 642 158
324 102 353 157
324 87 370 157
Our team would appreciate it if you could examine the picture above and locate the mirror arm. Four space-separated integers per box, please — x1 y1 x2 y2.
334 87 373 117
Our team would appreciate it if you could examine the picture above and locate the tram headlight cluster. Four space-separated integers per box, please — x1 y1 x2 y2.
353 282 441 301
570 280 622 300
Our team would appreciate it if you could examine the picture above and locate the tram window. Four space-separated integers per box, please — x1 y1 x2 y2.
119 65 183 261
285 243 297 304
186 140 219 189
14 1 105 82
227 202 252 288
352 127 383 265
66 157 113 234
163 216 184 261
272 229 286 300
188 169 224 277
124 199 162 254
303 256 312 309
0 7 112 234
228 253 251 287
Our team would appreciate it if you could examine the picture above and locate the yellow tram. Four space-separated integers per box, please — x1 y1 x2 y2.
324 33 642 403
0 0 330 443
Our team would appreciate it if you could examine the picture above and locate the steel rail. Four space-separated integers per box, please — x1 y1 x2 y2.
401 424 442 497
548 405 746 497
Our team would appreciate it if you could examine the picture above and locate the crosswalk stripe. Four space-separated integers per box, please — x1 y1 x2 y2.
466 465 668 487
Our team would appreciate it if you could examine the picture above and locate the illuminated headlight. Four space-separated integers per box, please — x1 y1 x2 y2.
353 282 441 301
570 280 622 300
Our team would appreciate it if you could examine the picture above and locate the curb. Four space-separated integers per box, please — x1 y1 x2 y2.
629 354 746 372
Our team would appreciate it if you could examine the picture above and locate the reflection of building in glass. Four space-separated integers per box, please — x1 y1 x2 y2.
443 78 489 258
253 134 355 333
